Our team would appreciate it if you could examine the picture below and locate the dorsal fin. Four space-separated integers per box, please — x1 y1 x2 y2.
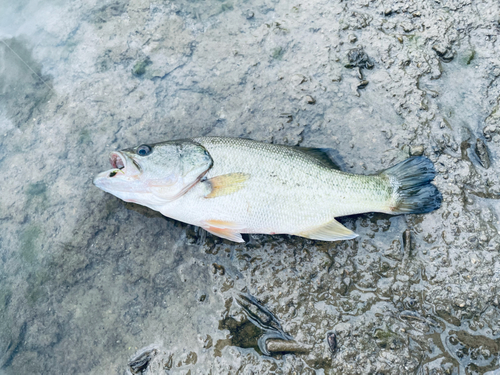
204 173 250 198
298 218 357 241
293 147 341 170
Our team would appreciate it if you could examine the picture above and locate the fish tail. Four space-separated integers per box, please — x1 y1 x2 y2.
381 156 442 215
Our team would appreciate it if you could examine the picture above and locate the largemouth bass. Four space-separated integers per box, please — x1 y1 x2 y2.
93 137 441 242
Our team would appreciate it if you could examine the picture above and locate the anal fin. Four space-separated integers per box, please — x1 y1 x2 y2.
202 219 245 243
298 219 358 241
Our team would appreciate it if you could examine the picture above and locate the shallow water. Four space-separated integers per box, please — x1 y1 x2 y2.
1 0 500 374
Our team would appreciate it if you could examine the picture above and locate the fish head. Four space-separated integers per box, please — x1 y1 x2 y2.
93 140 213 206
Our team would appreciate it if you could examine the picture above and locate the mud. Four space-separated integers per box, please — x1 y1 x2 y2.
1 0 500 374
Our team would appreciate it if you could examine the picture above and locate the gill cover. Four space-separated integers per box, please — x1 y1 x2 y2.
127 140 213 202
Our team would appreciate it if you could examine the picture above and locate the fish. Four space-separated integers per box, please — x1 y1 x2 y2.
93 137 442 243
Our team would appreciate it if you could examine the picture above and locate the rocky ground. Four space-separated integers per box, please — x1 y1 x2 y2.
1 0 500 373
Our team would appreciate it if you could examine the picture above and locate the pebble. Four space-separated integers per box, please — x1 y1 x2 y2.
305 95 316 104
327 332 337 354
128 346 158 374
346 47 374 69
432 43 454 61
410 145 424 156
212 263 225 275
291 74 307 85
266 339 312 354
475 138 490 168
401 22 415 32
357 80 369 89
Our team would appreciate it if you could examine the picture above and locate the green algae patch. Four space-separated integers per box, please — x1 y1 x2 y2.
460 50 475 65
221 3 233 12
20 225 42 264
26 182 46 197
78 128 92 145
0 287 12 309
25 270 51 306
132 58 151 76
25 182 48 211
374 328 400 349
271 47 284 60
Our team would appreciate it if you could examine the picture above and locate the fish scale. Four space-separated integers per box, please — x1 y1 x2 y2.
168 137 392 232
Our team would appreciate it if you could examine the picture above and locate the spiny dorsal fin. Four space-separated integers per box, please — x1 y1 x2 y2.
205 173 250 198
294 147 341 170
298 218 358 241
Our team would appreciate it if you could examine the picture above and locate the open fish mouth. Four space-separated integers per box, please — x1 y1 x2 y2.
108 152 130 177
108 152 126 177
93 150 142 192
110 152 125 170
103 151 142 179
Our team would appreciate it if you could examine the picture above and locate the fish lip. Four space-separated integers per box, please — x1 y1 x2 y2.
93 151 141 189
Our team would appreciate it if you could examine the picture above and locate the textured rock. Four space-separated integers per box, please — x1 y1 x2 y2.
1 0 500 374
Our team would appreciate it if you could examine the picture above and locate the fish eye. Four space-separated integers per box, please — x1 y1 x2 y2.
136 144 152 156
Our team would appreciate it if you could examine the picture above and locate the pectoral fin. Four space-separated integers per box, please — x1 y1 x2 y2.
298 219 358 241
205 173 250 198
202 219 245 243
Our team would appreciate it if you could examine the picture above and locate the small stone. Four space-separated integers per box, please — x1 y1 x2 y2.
266 339 311 354
475 138 490 168
432 44 454 62
212 263 225 275
279 113 293 122
128 346 158 374
348 34 357 43
357 80 369 89
291 74 307 85
401 22 414 32
410 145 424 156
132 57 152 76
346 47 374 69
203 335 213 349
305 95 316 104
327 332 337 353
403 229 411 254
432 44 447 54
245 9 254 19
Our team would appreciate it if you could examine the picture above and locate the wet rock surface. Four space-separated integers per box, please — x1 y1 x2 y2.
1 0 500 374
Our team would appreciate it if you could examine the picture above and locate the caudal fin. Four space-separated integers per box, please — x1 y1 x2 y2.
381 156 442 215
